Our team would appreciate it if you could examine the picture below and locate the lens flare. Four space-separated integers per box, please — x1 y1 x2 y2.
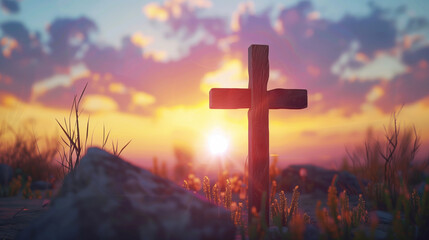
207 129 229 155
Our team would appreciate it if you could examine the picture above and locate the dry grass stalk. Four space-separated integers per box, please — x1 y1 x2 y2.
224 179 232 209
203 176 211 202
212 183 220 206
0 122 59 180
183 180 189 190
56 83 89 175
57 83 131 175
288 186 300 222
279 190 287 225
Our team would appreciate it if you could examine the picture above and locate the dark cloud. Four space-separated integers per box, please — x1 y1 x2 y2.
335 8 396 57
1 21 32 50
0 17 97 101
1 0 19 14
403 46 429 65
48 17 97 66
376 46 429 112
0 21 50 99
405 17 429 32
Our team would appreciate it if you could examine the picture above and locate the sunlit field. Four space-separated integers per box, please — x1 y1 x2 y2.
1 86 429 239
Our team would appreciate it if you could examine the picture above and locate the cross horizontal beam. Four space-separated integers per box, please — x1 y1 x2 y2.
209 88 307 109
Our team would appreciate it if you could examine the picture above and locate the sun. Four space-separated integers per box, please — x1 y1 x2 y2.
207 129 229 155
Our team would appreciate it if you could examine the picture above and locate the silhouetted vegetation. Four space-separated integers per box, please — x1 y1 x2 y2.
57 83 131 176
0 122 60 181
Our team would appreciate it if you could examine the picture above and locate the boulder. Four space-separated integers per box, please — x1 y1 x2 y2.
0 164 14 186
30 181 52 190
18 148 235 240
277 164 362 194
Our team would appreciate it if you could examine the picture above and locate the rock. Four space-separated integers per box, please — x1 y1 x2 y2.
0 164 14 186
367 211 393 240
277 164 362 194
372 210 393 224
303 224 320 240
18 148 235 240
30 181 52 190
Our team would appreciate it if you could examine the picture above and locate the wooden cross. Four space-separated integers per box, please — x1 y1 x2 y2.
209 45 308 225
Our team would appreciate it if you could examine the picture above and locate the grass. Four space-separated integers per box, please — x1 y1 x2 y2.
345 111 428 209
1 83 131 198
0 122 60 182
56 83 131 176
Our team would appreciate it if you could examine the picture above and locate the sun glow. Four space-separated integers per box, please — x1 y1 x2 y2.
207 129 229 155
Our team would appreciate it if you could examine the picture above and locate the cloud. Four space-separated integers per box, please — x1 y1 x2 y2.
1 1 429 119
230 1 254 32
144 0 224 41
130 91 156 108
200 58 248 93
48 17 97 66
334 7 396 58
225 1 429 116
36 34 224 112
31 64 90 100
0 17 96 102
131 32 153 48
0 21 51 99
375 46 429 112
144 3 169 22
82 94 119 113
144 0 212 22
403 46 429 66
1 0 19 14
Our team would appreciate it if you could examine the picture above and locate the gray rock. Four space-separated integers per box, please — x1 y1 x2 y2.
367 211 393 240
18 148 235 240
277 164 362 194
0 164 14 186
30 181 52 190
372 210 393 224
304 224 320 240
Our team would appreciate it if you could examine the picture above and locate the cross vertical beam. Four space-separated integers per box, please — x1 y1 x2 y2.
248 45 270 224
209 44 308 226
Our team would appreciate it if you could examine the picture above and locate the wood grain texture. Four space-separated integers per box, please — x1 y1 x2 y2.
210 88 307 110
248 44 270 224
209 88 250 109
267 89 307 109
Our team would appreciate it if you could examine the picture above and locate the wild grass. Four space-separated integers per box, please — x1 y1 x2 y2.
0 122 60 182
315 175 370 240
345 111 428 209
1 83 130 198
56 83 131 176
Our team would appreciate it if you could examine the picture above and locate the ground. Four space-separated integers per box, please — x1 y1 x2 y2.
0 196 49 240
0 190 338 239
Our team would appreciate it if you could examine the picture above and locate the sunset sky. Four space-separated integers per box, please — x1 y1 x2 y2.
1 0 429 172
